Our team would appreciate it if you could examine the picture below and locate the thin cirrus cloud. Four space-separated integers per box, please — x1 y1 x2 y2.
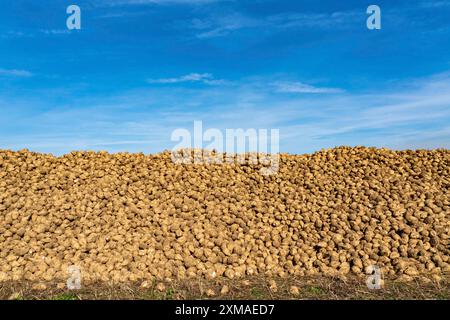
192 13 261 39
0 68 33 77
420 0 450 8
147 73 229 85
274 81 344 94
1 72 449 155
1 29 71 39
98 0 222 6
40 29 71 35
191 11 360 39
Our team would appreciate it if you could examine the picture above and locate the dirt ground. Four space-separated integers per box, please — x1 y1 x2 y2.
1 275 448 300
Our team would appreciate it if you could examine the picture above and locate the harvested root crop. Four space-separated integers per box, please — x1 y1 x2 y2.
0 147 448 284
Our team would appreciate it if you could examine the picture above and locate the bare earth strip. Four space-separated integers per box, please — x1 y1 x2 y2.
1 275 448 300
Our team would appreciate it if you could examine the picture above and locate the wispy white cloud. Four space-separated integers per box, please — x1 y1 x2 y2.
0 31 27 39
1 72 449 154
191 10 360 39
39 29 71 35
267 11 360 29
99 0 222 7
95 10 152 19
147 73 229 85
148 73 212 83
421 0 450 8
0 68 33 77
1 29 72 39
274 81 344 94
193 13 260 39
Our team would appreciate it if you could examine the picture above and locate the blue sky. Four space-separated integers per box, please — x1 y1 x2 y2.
0 0 449 154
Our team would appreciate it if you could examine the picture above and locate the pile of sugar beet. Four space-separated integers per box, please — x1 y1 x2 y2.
0 147 448 284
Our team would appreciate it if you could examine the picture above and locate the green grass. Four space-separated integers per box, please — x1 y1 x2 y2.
52 293 79 300
250 287 265 299
10 293 23 300
308 286 325 295
165 288 174 300
436 293 449 300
